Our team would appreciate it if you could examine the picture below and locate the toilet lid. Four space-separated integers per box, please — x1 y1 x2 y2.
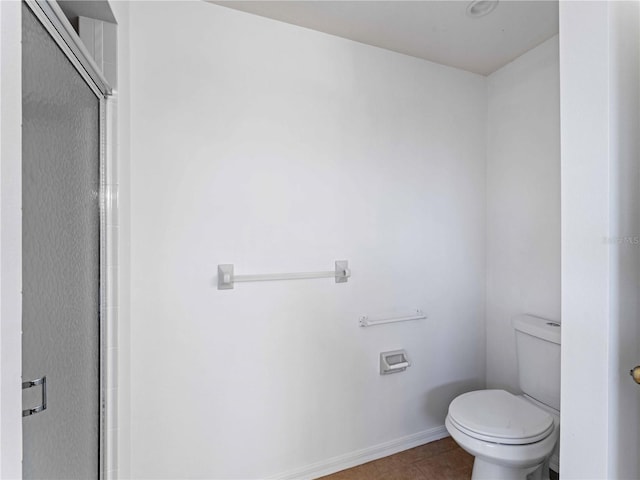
448 390 554 445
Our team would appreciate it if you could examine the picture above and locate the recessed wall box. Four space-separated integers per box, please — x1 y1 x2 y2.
380 350 411 375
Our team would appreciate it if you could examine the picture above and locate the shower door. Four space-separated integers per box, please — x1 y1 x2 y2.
22 2 102 478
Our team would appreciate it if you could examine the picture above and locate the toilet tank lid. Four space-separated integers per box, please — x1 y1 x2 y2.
512 314 560 345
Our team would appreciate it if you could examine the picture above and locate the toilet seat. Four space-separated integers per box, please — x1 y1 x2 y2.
448 390 554 445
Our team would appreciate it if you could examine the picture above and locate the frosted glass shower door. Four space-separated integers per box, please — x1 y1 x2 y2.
22 3 102 479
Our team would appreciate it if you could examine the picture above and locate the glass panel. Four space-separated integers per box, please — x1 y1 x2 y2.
22 4 101 479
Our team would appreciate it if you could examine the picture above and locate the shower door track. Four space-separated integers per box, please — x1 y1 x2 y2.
24 0 111 97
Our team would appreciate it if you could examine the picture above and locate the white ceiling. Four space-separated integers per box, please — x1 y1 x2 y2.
211 1 558 76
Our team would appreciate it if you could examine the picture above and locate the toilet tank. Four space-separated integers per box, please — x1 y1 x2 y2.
513 314 561 411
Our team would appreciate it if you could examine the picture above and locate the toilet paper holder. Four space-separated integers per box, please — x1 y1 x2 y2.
380 350 411 375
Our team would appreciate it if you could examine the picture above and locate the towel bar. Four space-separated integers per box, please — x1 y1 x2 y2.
217 261 350 290
359 310 427 327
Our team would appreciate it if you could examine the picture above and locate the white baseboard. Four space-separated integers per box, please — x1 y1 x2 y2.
269 425 449 480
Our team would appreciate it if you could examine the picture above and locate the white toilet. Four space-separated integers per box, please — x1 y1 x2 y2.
445 314 560 480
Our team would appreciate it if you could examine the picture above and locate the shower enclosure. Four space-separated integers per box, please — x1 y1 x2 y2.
21 1 113 477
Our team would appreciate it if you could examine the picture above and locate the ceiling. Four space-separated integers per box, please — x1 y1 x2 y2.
212 1 558 76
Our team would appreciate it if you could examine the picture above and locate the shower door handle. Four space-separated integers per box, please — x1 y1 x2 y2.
22 376 47 417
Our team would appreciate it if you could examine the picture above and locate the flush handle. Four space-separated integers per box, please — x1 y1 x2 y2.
22 376 47 417
630 366 640 385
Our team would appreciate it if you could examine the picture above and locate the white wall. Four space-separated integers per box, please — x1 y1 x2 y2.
127 2 486 478
560 1 640 478
485 37 560 392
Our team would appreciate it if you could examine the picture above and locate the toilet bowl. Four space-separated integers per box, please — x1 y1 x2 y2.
445 389 558 480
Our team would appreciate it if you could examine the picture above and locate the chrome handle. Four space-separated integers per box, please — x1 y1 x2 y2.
630 366 640 385
22 376 47 417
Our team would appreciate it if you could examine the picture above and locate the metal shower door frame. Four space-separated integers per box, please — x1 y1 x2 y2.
22 1 115 478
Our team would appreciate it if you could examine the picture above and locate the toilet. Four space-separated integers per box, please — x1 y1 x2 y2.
445 314 560 480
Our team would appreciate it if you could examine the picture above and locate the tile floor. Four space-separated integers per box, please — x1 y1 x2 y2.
318 437 474 480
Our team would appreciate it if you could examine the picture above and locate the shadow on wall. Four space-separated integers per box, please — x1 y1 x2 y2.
425 379 484 421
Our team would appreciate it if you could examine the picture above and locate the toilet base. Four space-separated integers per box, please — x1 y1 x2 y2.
471 456 551 480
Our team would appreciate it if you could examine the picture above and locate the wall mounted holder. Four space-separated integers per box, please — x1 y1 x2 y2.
217 260 350 290
380 350 411 375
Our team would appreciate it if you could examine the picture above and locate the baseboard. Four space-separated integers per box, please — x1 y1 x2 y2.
269 425 449 480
